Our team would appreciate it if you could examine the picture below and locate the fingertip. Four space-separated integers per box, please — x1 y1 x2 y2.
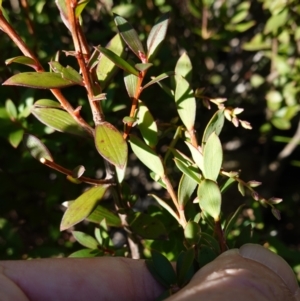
239 244 299 296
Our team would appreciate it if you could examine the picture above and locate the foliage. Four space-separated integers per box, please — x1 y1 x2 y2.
0 0 300 296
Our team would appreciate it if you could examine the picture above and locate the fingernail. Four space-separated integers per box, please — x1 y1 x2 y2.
239 243 299 296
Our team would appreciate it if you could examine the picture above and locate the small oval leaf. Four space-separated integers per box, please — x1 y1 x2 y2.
96 46 139 76
175 52 192 82
96 34 126 90
202 109 225 146
114 15 146 60
31 106 88 137
95 122 128 169
60 184 109 231
3 72 75 89
124 71 138 98
129 134 164 176
127 212 167 239
5 99 17 120
203 132 223 181
142 71 174 90
72 165 85 178
86 205 122 227
72 231 98 249
174 158 201 184
137 100 158 147
135 63 153 72
5 56 37 70
178 173 198 208
23 133 53 161
147 12 170 62
174 74 196 131
197 179 222 221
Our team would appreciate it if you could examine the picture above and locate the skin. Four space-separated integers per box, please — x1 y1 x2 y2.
0 244 299 301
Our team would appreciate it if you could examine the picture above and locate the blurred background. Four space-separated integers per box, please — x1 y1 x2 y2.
0 0 299 280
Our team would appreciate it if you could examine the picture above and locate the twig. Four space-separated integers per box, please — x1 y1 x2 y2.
40 158 114 185
0 10 94 137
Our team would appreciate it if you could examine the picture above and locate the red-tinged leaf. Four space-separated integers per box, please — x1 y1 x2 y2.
124 71 138 98
72 231 98 249
114 15 146 60
129 134 164 177
31 106 87 137
95 122 128 169
202 109 225 146
60 184 109 231
55 0 70 30
197 179 222 221
142 71 175 90
271 208 281 220
96 34 126 89
203 132 223 181
178 173 198 207
174 74 196 131
96 46 139 76
137 100 158 147
5 56 37 70
147 12 170 62
3 72 75 89
175 52 192 82
23 133 53 162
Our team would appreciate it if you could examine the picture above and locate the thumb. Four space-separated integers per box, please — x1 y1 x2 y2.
167 243 300 301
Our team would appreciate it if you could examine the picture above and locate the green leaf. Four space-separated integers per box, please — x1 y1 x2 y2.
127 212 167 239
55 0 70 30
72 231 98 249
137 100 158 147
224 204 245 237
96 34 126 90
124 72 138 98
197 245 218 268
203 132 223 181
175 52 192 82
271 117 291 130
129 134 164 176
49 62 83 85
135 63 153 72
96 46 139 76
114 15 146 60
33 99 61 108
9 129 24 148
31 106 87 137
184 221 201 246
95 122 128 169
238 182 245 196
5 56 37 70
5 99 17 120
3 72 75 89
75 0 90 17
185 142 203 172
60 184 109 231
147 12 170 62
174 74 196 131
111 4 138 18
142 71 175 90
69 249 101 258
150 250 177 286
176 248 195 287
197 179 221 221
86 205 122 227
174 158 201 184
202 109 225 146
23 133 53 161
149 194 180 223
178 173 198 208
220 177 236 193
